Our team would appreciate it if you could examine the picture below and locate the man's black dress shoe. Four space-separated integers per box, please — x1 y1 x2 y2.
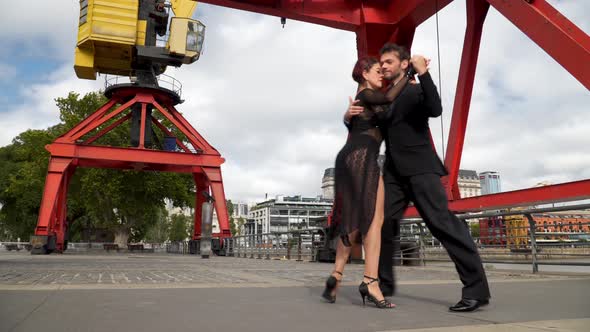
449 298 489 312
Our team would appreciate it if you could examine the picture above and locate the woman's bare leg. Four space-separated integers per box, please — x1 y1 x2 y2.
362 176 391 303
329 235 353 296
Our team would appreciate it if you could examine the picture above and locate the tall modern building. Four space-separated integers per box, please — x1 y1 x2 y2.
321 168 335 200
480 171 501 195
243 195 333 235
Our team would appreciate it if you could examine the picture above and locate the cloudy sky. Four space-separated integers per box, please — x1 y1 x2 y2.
0 1 588 204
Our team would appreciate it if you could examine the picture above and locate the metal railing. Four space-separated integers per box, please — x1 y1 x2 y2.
219 204 590 273
222 228 326 261
400 203 590 273
166 241 191 254
103 70 183 98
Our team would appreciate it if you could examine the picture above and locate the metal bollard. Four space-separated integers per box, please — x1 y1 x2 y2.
286 234 291 260
200 200 213 259
274 234 281 260
525 214 539 273
265 235 271 260
311 232 316 262
239 237 244 258
418 223 426 266
297 232 303 262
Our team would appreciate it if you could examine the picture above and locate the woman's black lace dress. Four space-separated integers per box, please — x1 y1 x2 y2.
331 78 409 246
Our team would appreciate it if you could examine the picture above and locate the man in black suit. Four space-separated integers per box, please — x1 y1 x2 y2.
345 43 490 312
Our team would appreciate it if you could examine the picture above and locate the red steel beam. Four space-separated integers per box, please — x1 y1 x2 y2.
151 117 191 153
75 159 200 173
46 143 225 167
385 0 454 27
83 113 132 145
56 98 118 143
165 103 218 154
198 0 360 31
71 98 137 141
486 0 590 90
198 0 454 30
444 0 489 200
405 179 590 217
152 101 212 153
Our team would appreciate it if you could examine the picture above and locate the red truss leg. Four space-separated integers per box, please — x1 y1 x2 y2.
444 0 489 200
34 157 74 253
202 167 231 237
193 173 208 239
54 165 76 252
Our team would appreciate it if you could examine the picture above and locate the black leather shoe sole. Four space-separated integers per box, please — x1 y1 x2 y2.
449 299 489 312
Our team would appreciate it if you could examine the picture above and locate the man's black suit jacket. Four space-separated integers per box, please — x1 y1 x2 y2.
382 72 448 177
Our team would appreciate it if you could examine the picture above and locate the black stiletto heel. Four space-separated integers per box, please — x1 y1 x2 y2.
322 271 343 303
358 275 395 309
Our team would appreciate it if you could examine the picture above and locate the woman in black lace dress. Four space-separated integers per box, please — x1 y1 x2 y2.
322 57 409 309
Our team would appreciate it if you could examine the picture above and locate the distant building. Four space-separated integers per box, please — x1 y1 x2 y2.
321 168 335 200
243 195 333 235
231 201 249 219
480 210 590 247
480 171 501 195
458 169 481 198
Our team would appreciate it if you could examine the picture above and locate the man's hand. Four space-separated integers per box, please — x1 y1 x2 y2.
410 55 430 75
344 96 363 122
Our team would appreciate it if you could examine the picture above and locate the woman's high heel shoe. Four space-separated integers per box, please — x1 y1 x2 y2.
322 271 343 303
358 275 396 309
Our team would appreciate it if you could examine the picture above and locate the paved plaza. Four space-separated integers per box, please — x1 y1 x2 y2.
1 251 589 331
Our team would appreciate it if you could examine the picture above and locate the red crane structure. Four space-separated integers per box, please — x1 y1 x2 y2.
197 0 589 217
31 0 589 253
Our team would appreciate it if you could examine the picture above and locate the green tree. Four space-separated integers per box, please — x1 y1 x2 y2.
169 213 190 241
235 217 245 236
470 222 480 238
0 92 196 244
144 208 169 243
0 127 63 239
227 200 236 236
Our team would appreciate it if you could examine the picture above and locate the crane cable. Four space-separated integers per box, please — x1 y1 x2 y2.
435 0 445 160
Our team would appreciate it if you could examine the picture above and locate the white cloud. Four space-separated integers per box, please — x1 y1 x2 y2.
0 2 80 60
1 1 588 203
0 65 102 145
